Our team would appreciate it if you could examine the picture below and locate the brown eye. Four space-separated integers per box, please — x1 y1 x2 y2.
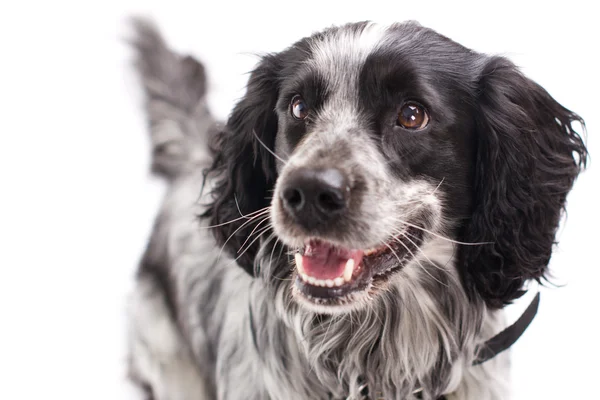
397 103 429 130
291 95 309 120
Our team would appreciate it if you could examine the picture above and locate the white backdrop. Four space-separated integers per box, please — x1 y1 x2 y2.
0 1 598 399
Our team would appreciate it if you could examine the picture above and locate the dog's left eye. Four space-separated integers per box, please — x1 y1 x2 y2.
291 95 309 120
397 103 429 130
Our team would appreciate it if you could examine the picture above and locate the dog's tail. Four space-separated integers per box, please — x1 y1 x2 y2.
129 18 217 181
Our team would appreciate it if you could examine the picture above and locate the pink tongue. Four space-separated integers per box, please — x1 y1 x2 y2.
302 240 363 280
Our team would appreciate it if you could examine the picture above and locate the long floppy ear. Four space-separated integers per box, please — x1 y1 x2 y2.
460 56 588 309
203 55 281 276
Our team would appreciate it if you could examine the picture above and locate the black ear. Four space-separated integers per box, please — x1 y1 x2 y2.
460 56 588 309
203 55 281 276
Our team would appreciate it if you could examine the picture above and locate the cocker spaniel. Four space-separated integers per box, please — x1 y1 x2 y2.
126 19 587 400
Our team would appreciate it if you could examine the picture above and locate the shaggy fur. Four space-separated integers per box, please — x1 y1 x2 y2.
126 19 587 400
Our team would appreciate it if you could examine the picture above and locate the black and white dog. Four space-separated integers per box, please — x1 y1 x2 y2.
127 19 587 400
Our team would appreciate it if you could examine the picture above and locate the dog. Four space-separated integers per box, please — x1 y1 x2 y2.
126 19 587 400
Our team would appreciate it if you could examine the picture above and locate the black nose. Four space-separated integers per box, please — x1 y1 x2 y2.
280 168 349 229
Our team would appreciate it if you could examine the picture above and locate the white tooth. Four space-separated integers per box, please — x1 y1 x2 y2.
325 279 334 287
308 276 316 285
343 259 354 282
295 253 304 274
317 279 326 287
300 273 309 282
333 277 344 287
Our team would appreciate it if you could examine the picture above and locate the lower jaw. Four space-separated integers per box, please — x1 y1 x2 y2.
291 278 371 311
291 228 423 308
294 274 368 299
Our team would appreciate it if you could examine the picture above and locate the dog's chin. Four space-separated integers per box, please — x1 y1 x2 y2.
288 226 424 314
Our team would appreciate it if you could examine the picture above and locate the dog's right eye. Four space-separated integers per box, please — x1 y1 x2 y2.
291 95 309 120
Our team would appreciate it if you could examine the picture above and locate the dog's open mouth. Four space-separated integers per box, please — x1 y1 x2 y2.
293 227 423 303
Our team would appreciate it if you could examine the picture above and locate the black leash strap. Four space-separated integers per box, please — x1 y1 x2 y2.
472 291 541 366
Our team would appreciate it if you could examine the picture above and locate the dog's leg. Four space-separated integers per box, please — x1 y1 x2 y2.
127 275 210 400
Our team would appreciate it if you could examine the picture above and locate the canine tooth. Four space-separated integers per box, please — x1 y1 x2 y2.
364 248 376 256
294 253 304 274
325 279 334 288
300 272 309 282
333 277 344 286
343 259 354 282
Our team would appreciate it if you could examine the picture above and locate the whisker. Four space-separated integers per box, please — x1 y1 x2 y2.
234 193 244 218
394 230 449 275
389 217 491 246
268 235 282 271
386 198 428 207
201 207 270 229
235 224 273 262
238 216 271 253
278 241 287 272
253 129 288 164
385 240 448 287
217 213 270 261
254 232 274 276
259 232 282 277
433 177 445 194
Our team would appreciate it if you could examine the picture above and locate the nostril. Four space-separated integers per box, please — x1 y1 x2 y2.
282 187 304 210
317 190 345 212
280 167 349 223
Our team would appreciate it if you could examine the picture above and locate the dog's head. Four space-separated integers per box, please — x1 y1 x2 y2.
205 22 587 313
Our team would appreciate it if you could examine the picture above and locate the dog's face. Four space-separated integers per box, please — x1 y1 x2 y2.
269 23 475 311
206 22 586 313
